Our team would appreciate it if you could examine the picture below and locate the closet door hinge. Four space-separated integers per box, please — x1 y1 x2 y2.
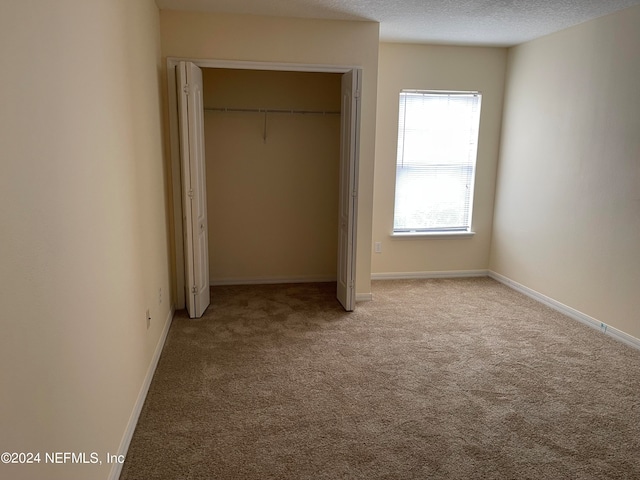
351 189 357 197
191 285 198 294
183 84 189 95
187 188 194 199
354 89 361 99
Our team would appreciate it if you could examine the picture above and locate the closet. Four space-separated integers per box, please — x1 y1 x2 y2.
171 60 360 316
202 68 342 287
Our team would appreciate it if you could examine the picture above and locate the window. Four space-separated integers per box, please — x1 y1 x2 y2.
393 90 482 234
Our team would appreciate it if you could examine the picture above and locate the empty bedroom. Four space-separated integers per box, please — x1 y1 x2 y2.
1 1 638 480
122 1 640 479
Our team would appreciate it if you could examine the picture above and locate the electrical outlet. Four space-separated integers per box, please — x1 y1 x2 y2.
146 309 151 329
374 241 382 253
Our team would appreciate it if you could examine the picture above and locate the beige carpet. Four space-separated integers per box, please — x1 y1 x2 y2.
120 278 640 479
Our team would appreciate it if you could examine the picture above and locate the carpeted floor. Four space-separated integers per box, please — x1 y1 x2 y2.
120 278 640 479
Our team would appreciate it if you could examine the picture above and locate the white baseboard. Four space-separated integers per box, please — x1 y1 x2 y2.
366 270 488 303
371 269 489 280
489 271 640 351
356 293 373 302
211 275 336 286
210 276 372 303
109 306 174 480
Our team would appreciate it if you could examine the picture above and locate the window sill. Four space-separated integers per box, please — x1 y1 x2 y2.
391 231 476 239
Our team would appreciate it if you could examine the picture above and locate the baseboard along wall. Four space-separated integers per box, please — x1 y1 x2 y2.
489 271 640 352
356 293 373 302
109 306 175 480
210 275 373 303
371 270 489 280
364 270 489 303
369 269 639 352
210 275 337 286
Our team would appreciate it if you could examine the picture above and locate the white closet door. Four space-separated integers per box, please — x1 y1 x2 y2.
337 69 361 311
177 61 210 318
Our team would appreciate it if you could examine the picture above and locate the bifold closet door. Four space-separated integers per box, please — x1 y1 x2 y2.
177 61 210 318
337 69 361 312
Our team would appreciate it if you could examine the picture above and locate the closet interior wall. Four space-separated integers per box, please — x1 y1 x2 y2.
202 68 342 285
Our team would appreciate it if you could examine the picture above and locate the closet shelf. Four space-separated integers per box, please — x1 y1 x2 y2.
205 107 340 115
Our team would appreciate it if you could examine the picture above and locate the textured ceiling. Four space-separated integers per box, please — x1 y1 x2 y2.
156 0 640 46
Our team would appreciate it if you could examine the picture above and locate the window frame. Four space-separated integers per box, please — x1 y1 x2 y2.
392 89 482 237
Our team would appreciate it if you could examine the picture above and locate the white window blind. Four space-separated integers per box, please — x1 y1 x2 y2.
394 90 482 233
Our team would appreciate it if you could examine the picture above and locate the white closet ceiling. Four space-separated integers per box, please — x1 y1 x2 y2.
155 0 640 46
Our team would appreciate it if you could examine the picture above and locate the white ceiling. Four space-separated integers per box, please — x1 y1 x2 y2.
156 0 640 46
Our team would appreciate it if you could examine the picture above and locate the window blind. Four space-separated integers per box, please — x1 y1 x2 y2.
394 90 482 232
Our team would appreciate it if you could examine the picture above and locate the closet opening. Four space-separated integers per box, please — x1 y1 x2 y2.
168 59 361 316
203 68 342 288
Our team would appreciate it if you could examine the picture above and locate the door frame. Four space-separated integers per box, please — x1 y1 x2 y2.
166 57 361 309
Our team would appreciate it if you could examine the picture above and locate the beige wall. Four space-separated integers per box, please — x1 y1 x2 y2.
0 1 171 479
160 10 379 297
491 6 640 340
202 69 341 283
372 43 507 275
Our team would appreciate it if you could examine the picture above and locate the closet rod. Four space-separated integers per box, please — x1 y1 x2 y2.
205 107 340 115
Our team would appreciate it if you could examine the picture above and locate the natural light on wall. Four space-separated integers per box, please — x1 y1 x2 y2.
393 90 482 234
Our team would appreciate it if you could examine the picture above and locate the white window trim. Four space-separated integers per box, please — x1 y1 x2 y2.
392 89 482 235
391 231 476 239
